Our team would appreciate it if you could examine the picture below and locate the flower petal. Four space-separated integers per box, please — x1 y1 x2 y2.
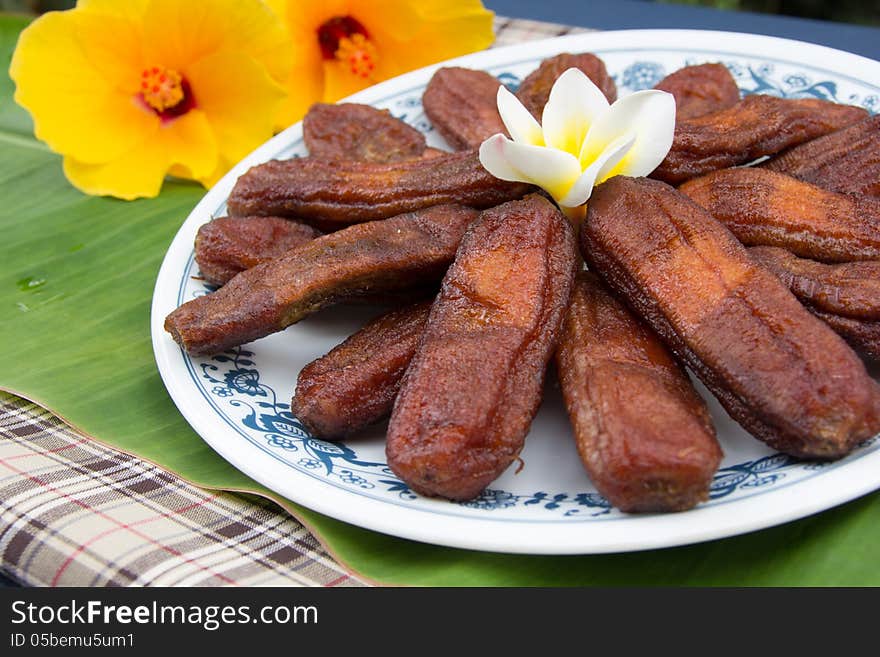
141 0 291 85
322 59 374 103
479 134 581 202
71 4 146 92
185 52 284 172
10 10 157 164
542 68 610 157
62 125 165 200
77 0 149 16
496 85 544 146
579 89 676 180
558 132 635 207
62 109 217 199
266 0 342 126
358 0 494 65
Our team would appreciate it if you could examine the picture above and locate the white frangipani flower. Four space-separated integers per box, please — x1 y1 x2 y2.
478 68 676 219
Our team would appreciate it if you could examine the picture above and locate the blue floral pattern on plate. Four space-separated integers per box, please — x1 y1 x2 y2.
191 342 876 518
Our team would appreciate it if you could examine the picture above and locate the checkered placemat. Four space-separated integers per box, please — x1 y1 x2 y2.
0 393 366 586
0 16 589 588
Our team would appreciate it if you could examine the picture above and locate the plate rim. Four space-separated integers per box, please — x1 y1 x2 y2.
151 28 880 555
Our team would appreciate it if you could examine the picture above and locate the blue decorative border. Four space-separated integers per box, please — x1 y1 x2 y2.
173 49 880 522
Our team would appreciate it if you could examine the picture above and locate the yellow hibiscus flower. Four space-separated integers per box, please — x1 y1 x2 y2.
9 0 291 199
266 0 495 127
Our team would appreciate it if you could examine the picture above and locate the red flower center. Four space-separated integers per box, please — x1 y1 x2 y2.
317 16 377 79
139 66 195 121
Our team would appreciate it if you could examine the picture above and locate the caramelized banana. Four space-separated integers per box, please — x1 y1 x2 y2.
165 205 479 357
652 95 868 184
227 150 531 230
303 103 428 162
807 308 880 362
422 67 506 150
293 302 431 439
680 168 880 262
761 115 880 197
556 272 722 513
581 175 880 459
387 194 577 500
748 246 880 320
654 63 739 119
516 52 616 118
195 216 322 287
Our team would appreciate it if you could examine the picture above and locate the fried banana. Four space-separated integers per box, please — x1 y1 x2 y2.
387 194 577 500
581 176 880 459
556 272 722 513
194 216 322 287
292 302 431 439
807 308 880 362
652 95 868 184
226 150 531 230
680 168 880 262
748 246 880 320
303 103 428 163
761 114 880 198
422 67 507 150
164 205 479 357
516 52 616 118
654 63 739 120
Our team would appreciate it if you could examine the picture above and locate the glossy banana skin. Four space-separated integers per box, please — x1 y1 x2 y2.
386 194 577 501
581 175 880 460
292 302 431 440
761 115 880 198
556 272 722 513
680 168 880 262
652 95 868 184
516 52 617 118
422 67 507 151
226 150 532 231
748 246 880 320
807 307 880 363
748 246 880 362
165 205 479 357
194 216 322 287
303 103 429 163
654 63 740 120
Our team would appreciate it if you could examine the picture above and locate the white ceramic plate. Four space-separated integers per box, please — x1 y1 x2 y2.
151 29 880 555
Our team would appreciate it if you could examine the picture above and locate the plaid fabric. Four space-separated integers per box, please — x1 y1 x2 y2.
0 17 586 588
0 392 366 587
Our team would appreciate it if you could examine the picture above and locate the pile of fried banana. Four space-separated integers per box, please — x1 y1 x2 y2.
165 54 880 513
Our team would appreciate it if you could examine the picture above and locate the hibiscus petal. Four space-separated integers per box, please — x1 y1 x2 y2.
62 109 217 199
187 51 284 168
479 134 581 202
322 59 374 103
77 0 149 16
141 0 291 85
579 89 676 179
359 0 494 66
10 11 157 164
542 67 610 156
558 132 635 207
62 125 165 200
496 85 544 146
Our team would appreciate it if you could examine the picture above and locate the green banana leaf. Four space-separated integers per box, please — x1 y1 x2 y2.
2 13 879 586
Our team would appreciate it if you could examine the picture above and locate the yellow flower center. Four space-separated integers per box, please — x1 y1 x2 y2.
139 66 194 120
335 33 377 79
317 15 378 79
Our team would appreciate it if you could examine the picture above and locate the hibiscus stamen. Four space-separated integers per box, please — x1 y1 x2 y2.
316 15 378 79
139 65 195 121
335 34 377 79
